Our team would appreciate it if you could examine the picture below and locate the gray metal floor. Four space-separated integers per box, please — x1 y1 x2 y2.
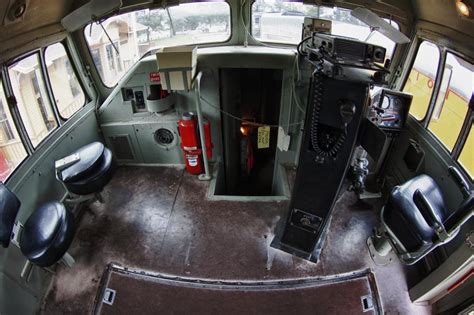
41 166 430 314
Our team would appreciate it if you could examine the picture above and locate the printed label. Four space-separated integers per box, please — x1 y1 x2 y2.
149 72 161 82
257 126 270 149
186 155 198 166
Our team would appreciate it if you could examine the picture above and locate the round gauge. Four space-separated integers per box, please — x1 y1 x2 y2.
392 98 402 110
381 95 391 109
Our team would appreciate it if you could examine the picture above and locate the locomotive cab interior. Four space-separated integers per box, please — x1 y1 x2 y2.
0 0 473 314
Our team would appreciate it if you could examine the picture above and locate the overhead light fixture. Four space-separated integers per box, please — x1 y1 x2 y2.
456 0 471 17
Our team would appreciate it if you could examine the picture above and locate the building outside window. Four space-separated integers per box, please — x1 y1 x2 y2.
0 99 14 142
8 53 58 148
45 43 86 119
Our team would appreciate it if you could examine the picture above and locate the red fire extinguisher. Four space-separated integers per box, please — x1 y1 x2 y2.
178 112 213 175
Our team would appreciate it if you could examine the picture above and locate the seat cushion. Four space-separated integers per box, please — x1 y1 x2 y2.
20 201 75 267
64 148 114 195
383 175 447 253
0 184 21 248
60 142 105 183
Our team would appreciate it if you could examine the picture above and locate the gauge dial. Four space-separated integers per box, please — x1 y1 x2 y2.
381 95 391 109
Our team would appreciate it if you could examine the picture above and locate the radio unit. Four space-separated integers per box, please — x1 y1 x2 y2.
312 33 386 64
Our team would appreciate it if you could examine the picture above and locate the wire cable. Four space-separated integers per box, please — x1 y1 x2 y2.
292 55 306 114
297 36 312 56
199 95 304 128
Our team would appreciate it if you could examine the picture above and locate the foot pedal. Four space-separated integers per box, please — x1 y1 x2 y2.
367 237 392 266
103 288 116 306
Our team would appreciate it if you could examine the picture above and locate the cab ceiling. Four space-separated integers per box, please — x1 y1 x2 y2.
0 0 73 61
414 0 474 38
0 0 473 60
0 1 72 41
413 0 474 57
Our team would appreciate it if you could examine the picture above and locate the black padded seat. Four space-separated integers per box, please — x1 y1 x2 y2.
0 184 21 248
59 142 114 195
20 201 75 267
383 175 447 253
60 142 105 183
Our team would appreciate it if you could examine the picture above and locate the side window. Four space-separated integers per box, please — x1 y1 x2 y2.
45 43 86 119
0 81 28 181
403 41 440 120
427 53 472 151
458 126 473 178
8 54 58 148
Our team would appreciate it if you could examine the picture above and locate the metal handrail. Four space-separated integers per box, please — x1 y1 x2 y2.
193 71 211 181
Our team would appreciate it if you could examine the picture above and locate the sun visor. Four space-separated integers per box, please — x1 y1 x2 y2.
61 0 123 32
351 7 410 44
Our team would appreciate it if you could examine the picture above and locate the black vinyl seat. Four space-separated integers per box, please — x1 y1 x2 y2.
0 184 75 268
383 175 447 253
369 172 472 265
58 142 114 195
20 201 75 267
0 184 21 248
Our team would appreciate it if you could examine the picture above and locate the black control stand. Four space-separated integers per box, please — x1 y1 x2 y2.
271 60 371 263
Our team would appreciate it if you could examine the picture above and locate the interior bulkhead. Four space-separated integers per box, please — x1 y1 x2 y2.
0 0 472 313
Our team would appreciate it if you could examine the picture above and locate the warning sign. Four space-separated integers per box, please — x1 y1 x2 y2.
257 126 270 149
149 72 161 82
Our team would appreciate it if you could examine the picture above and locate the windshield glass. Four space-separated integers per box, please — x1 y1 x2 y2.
252 0 399 60
84 2 231 87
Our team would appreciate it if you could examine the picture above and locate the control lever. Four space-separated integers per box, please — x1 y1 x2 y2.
414 189 449 241
372 106 385 114
448 166 471 198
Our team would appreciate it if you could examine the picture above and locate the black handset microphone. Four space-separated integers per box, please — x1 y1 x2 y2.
339 100 356 133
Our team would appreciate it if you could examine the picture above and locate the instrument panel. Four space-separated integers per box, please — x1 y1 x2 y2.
369 89 412 132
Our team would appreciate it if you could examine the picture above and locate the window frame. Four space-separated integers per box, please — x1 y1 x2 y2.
4 40 90 153
83 1 233 88
0 74 31 182
0 40 89 182
401 39 443 123
7 51 60 149
402 37 474 180
250 3 401 56
43 41 88 121
427 50 473 155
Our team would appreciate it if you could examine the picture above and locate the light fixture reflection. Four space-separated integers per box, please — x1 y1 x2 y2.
456 0 471 17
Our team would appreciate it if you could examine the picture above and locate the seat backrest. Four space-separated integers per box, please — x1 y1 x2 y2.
444 193 474 232
0 184 21 248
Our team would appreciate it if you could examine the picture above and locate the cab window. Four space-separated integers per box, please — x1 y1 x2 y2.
0 81 28 181
458 126 473 178
8 54 58 148
403 41 440 120
84 2 231 87
45 43 86 119
251 0 399 60
403 40 473 178
427 53 472 151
